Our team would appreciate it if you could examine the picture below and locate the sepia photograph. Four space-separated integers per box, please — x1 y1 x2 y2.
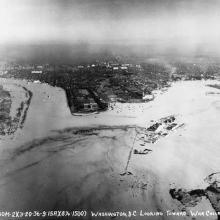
0 0 220 219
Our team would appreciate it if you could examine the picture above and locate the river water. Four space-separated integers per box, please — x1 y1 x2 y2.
0 78 220 219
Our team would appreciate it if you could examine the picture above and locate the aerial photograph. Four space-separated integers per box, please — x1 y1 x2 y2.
0 0 220 219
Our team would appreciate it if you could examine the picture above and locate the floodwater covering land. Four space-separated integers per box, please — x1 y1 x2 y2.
0 78 220 219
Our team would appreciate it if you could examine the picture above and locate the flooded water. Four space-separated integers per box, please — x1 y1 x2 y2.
0 78 220 219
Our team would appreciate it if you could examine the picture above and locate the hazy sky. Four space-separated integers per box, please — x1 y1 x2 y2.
0 0 220 51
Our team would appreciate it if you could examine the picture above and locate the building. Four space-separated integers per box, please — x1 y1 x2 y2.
107 94 117 102
143 94 154 101
120 66 128 70
83 98 98 111
31 70 43 74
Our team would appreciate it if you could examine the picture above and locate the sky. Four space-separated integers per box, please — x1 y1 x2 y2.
0 0 220 54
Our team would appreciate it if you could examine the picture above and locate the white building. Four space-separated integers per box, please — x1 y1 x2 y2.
31 70 43 74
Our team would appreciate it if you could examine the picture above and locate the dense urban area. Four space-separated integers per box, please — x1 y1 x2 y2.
1 57 220 113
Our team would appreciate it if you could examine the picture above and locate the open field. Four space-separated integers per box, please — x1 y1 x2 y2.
0 78 220 219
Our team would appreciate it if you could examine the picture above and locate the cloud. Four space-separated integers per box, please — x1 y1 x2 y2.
0 0 220 55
